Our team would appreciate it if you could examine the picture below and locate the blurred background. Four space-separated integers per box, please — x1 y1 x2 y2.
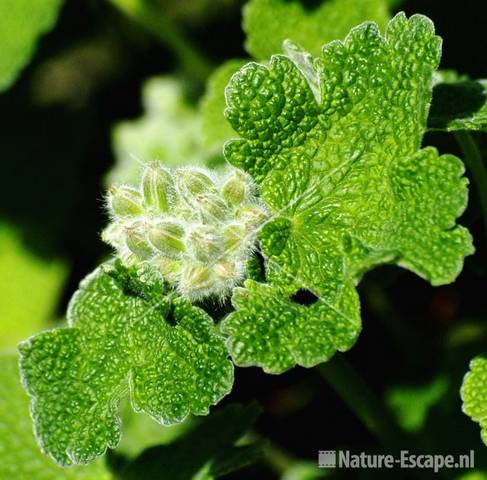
1 0 487 478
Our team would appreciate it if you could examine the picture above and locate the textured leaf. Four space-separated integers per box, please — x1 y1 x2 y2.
0 0 63 92
19 265 233 465
0 353 111 479
0 222 67 349
243 0 390 60
429 78 487 132
121 403 262 480
461 355 487 445
221 14 473 373
200 59 247 150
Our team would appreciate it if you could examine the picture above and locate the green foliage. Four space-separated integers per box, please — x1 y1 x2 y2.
461 355 487 445
0 0 63 92
19 265 233 465
221 13 473 373
121 403 262 480
0 353 111 479
243 0 390 59
0 223 67 349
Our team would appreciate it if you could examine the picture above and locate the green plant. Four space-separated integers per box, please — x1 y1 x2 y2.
3 0 487 477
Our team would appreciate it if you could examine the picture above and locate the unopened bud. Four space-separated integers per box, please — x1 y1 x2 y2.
153 255 181 282
141 162 175 212
240 205 268 231
180 264 214 297
186 225 223 263
222 222 246 252
175 167 217 198
124 223 153 259
196 194 228 221
108 185 143 217
148 220 185 258
214 259 237 281
222 170 248 205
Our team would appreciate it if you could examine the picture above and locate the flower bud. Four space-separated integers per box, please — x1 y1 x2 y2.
214 259 237 281
175 167 217 198
196 193 228 221
186 225 223 263
222 222 246 253
240 205 268 231
222 170 248 205
124 223 153 259
141 162 175 212
153 255 181 282
108 185 143 217
180 264 214 298
148 220 185 258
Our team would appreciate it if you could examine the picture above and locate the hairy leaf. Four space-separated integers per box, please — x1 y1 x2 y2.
222 14 473 373
0 0 63 92
461 356 487 445
243 0 390 60
19 265 233 465
0 353 111 479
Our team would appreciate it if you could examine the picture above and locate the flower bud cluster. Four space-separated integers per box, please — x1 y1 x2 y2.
102 162 268 301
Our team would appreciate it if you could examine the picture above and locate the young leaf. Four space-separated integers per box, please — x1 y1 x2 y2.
429 78 487 132
222 13 473 373
121 403 262 480
0 353 111 479
19 265 234 466
461 355 487 445
243 0 390 60
0 0 63 92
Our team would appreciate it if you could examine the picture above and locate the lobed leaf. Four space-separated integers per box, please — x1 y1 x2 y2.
222 13 473 373
19 265 233 465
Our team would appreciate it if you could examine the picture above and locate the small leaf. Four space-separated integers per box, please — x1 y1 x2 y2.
19 265 234 465
243 0 390 60
121 403 262 480
0 353 111 479
461 355 487 445
429 78 487 132
222 14 473 372
0 0 63 92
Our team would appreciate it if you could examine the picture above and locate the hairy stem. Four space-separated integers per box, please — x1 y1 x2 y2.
455 131 487 239
318 354 408 450
108 0 212 84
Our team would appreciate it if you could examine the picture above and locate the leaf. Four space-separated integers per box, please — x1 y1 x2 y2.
428 78 487 132
19 265 234 466
221 13 473 373
0 0 63 92
0 222 67 349
200 59 247 150
243 0 390 60
461 355 487 445
121 403 262 480
0 353 111 479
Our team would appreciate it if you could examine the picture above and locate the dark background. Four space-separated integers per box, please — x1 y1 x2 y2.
1 0 486 478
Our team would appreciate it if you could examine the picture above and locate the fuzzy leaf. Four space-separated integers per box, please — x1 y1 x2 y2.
0 0 63 92
243 0 390 60
19 265 233 466
0 353 111 479
222 14 473 373
461 355 487 445
429 78 487 132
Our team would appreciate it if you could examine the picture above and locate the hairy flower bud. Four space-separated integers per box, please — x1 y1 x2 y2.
108 185 143 217
175 168 217 198
222 222 247 253
141 162 175 212
240 205 268 231
148 220 185 258
222 170 248 205
186 225 223 263
124 223 153 259
196 193 228 221
180 264 214 298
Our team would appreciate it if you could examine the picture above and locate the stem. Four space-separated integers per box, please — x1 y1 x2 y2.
107 0 212 84
454 130 487 239
317 354 408 450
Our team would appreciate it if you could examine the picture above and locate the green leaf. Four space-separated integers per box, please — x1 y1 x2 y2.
0 0 63 92
121 403 262 480
19 265 234 466
221 13 473 373
243 0 390 60
0 222 67 349
461 355 487 445
200 59 247 151
0 353 111 479
429 78 487 132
